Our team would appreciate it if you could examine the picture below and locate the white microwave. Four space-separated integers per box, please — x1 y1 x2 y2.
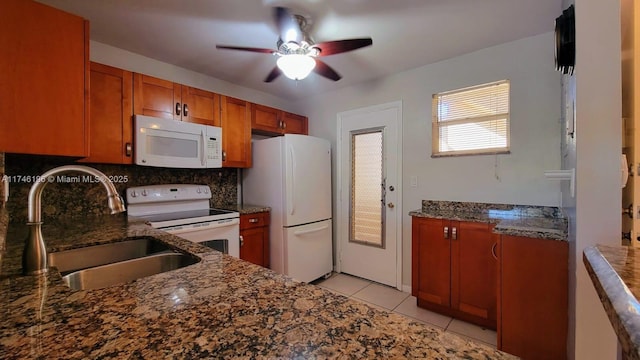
134 115 222 168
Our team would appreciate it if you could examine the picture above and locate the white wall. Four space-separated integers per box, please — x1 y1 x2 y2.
562 0 621 359
299 32 562 287
90 41 303 114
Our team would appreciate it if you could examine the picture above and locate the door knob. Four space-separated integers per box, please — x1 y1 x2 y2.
387 202 395 208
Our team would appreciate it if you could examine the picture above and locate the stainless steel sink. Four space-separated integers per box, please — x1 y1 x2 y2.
48 237 171 273
61 252 200 290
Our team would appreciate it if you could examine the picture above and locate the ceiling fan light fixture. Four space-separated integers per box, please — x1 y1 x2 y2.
276 54 316 80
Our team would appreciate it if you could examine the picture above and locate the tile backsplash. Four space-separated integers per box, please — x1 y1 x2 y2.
5 154 238 224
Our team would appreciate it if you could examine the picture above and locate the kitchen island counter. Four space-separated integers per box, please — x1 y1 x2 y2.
0 214 514 359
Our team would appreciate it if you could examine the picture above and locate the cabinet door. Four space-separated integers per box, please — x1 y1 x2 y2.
499 235 568 360
411 217 451 308
181 85 220 126
80 62 133 164
133 74 180 120
220 96 252 168
0 0 89 156
282 112 308 135
251 104 282 134
241 227 269 267
451 221 498 328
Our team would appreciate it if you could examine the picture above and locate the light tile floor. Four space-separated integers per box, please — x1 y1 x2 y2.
313 272 497 348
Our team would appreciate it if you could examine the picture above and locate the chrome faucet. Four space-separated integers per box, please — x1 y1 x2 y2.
23 165 126 275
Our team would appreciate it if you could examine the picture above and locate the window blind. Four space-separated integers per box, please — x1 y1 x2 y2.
432 80 510 156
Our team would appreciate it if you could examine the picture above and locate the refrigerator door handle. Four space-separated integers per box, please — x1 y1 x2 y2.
294 224 329 236
288 145 295 216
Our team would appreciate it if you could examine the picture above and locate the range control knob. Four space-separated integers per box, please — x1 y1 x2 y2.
130 191 138 198
141 190 148 196
204 188 209 194
196 188 202 194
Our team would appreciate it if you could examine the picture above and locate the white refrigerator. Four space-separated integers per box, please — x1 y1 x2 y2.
243 134 332 283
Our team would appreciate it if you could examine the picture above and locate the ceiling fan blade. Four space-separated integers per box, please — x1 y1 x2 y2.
313 59 341 81
315 38 373 56
264 66 282 83
216 45 274 54
273 6 302 43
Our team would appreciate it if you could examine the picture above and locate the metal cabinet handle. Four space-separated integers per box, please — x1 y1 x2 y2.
240 235 244 247
491 242 498 260
125 143 132 157
249 218 259 223
176 102 181 116
444 226 449 239
183 103 189 117
451 227 457 240
222 150 227 162
282 121 286 129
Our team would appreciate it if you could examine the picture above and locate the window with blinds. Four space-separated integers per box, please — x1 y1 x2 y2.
432 80 510 157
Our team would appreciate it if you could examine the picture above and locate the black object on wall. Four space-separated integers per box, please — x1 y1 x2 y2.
555 4 576 75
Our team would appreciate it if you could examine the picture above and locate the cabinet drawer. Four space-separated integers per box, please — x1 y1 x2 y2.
240 212 270 230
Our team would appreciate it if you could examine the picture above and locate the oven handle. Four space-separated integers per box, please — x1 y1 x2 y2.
160 218 239 235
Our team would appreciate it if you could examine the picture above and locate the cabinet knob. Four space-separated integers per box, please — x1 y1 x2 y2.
249 218 259 223
240 235 244 247
125 143 132 157
175 102 181 116
183 103 189 117
444 226 449 239
491 242 498 260
222 150 226 162
451 227 457 240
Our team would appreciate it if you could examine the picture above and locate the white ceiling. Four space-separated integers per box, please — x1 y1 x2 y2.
38 0 562 100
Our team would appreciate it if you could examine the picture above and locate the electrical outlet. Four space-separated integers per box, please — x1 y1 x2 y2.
410 176 418 187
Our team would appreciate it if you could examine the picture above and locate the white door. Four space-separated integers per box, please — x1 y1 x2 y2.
283 219 333 282
337 101 402 288
284 135 332 226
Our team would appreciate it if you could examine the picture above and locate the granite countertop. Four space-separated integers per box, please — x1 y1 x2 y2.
218 204 271 215
583 245 640 360
409 200 567 241
0 214 514 359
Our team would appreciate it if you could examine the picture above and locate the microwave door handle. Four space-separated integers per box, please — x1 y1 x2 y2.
201 129 206 166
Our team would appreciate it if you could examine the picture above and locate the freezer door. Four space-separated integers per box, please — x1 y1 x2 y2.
282 219 333 283
284 135 332 226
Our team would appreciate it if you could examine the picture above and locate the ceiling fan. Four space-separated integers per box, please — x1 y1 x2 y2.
216 7 373 82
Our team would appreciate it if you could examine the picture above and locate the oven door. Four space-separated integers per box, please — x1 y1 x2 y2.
159 218 240 258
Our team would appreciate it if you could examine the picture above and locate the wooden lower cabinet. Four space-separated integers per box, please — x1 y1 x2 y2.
498 235 568 360
411 217 497 329
240 212 270 268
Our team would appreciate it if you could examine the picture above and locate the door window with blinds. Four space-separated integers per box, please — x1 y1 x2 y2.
432 80 510 157
350 129 385 248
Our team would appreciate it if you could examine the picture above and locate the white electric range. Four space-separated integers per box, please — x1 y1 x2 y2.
126 184 240 258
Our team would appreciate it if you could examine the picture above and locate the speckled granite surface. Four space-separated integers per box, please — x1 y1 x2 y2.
4 154 238 224
409 200 567 241
583 245 640 360
0 214 515 359
219 204 271 214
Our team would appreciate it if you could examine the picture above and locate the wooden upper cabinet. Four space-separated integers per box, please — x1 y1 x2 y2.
251 104 282 134
281 111 308 135
251 104 308 135
181 86 220 127
133 74 178 120
220 96 251 168
80 62 133 164
133 73 219 126
0 0 89 156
